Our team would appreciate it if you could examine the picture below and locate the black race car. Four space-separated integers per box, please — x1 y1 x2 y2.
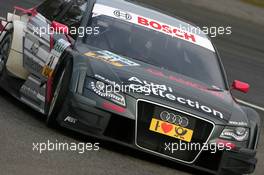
0 0 261 174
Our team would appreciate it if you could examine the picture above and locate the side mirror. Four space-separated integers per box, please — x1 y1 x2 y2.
51 21 69 34
232 80 250 93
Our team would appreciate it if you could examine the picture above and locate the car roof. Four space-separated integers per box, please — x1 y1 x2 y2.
95 0 208 39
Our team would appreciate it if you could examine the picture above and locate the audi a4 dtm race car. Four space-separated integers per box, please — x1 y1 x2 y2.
0 0 261 174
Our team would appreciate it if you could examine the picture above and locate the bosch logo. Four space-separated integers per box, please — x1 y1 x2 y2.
160 111 189 127
114 10 132 20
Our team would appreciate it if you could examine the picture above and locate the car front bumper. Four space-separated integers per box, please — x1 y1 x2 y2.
217 148 257 175
56 92 257 175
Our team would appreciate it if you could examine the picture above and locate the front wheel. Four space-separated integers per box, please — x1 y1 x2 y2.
46 59 72 127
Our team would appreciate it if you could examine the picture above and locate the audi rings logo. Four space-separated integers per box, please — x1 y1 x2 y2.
160 111 189 127
113 10 132 20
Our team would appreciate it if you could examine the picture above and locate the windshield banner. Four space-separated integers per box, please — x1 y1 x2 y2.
93 4 215 52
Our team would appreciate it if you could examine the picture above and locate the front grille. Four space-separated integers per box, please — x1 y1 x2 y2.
136 100 214 163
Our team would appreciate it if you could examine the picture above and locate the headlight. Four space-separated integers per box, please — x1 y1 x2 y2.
220 127 249 142
89 80 126 107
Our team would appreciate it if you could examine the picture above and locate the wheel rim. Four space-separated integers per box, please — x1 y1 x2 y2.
48 69 66 117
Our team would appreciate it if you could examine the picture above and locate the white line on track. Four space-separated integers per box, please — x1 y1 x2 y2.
236 99 264 112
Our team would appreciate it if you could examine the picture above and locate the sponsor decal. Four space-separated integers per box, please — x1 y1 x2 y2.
228 121 248 127
41 39 69 78
64 116 77 124
137 16 196 43
53 38 70 56
85 50 140 67
149 118 193 142
128 77 224 119
146 68 224 98
24 56 43 73
21 86 39 99
92 74 224 119
95 74 116 85
113 10 132 20
42 54 58 78
42 65 54 78
92 4 215 52
30 41 40 56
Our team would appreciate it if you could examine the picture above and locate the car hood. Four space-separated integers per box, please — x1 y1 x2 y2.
76 48 249 125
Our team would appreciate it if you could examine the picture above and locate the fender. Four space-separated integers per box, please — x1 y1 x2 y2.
241 106 262 149
6 13 29 79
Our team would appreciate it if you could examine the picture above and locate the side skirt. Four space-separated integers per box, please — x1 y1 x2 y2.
0 69 47 115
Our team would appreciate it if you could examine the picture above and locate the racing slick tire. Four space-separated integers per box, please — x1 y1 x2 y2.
0 31 12 75
46 58 72 127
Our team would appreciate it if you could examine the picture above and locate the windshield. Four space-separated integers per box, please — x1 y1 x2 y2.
85 15 226 89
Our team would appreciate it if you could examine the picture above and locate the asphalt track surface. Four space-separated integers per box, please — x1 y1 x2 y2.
0 0 264 175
